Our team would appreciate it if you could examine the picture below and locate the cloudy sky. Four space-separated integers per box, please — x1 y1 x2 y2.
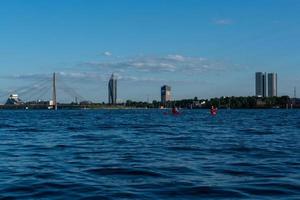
0 0 300 102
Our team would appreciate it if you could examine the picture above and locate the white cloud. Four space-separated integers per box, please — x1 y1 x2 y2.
103 51 112 56
81 54 229 73
117 75 163 82
1 54 243 86
1 71 165 83
2 73 51 80
166 54 186 62
213 18 233 25
1 72 107 82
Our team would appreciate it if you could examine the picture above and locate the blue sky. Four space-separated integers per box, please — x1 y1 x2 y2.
0 0 300 102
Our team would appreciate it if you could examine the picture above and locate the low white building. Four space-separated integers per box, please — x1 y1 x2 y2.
5 94 23 105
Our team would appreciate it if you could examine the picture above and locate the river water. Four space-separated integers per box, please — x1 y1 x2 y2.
0 109 299 199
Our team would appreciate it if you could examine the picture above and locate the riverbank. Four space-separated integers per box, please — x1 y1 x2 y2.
0 104 299 110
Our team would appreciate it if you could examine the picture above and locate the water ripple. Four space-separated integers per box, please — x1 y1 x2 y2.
0 109 299 199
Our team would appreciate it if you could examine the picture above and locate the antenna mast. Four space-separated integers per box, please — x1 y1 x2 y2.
52 72 57 110
293 87 297 108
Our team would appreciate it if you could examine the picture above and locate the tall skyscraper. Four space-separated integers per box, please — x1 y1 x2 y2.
108 74 117 104
161 85 171 104
256 72 267 97
268 73 278 97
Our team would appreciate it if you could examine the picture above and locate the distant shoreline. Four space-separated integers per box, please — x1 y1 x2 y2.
0 104 298 110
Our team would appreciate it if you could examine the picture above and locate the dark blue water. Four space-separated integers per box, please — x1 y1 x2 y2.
0 109 299 199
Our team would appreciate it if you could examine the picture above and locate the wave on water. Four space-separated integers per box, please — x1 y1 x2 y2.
0 109 299 199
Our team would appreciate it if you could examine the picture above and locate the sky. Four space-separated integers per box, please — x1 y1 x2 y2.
0 0 300 103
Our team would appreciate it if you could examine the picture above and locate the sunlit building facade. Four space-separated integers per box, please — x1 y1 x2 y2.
268 73 278 97
161 85 171 104
256 72 267 97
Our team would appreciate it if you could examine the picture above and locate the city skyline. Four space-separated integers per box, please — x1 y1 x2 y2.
0 71 288 105
0 1 300 101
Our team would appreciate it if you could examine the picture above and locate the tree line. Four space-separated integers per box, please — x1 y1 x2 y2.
125 96 295 109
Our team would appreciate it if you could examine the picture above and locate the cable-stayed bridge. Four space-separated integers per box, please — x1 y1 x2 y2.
0 73 88 109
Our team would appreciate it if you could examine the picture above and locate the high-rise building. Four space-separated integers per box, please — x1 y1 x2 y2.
268 73 277 97
256 72 267 97
108 74 117 104
161 85 171 104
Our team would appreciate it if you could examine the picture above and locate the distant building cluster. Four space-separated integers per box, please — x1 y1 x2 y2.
4 72 171 107
256 72 277 97
3 72 284 108
106 73 172 106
